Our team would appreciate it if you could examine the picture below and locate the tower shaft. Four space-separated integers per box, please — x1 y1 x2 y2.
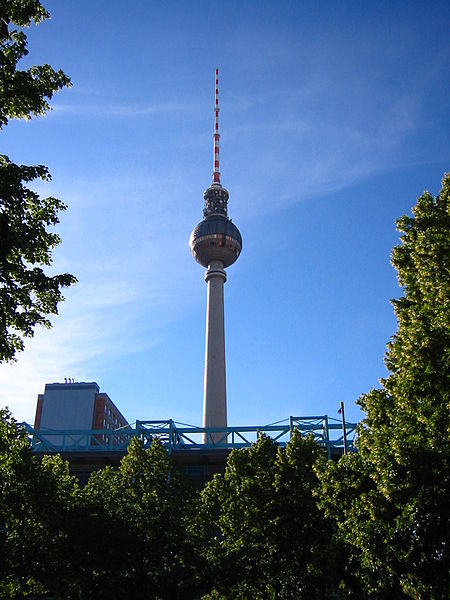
203 261 227 443
190 69 242 446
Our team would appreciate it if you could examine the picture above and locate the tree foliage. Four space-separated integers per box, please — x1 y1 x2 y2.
0 0 75 362
0 410 337 599
0 409 80 598
317 174 450 598
0 0 70 126
197 433 337 599
79 438 200 599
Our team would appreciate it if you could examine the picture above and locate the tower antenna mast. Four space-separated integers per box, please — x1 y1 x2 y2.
213 68 221 185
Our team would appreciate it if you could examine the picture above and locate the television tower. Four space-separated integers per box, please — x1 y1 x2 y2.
189 69 242 444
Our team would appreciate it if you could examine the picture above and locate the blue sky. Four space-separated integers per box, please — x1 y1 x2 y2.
0 0 449 427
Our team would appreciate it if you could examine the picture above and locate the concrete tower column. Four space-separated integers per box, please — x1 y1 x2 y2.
189 69 242 446
203 260 227 443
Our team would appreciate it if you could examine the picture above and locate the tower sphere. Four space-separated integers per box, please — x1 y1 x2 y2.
190 185 242 268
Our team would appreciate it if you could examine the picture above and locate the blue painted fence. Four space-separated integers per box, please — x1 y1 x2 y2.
23 415 358 458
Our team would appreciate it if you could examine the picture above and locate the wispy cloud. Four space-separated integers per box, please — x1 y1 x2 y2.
0 165 202 421
0 272 181 422
51 100 203 119
222 86 424 220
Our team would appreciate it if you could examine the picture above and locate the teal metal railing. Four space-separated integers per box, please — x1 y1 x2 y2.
22 416 357 457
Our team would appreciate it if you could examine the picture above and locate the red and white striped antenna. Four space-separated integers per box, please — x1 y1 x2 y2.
212 68 221 185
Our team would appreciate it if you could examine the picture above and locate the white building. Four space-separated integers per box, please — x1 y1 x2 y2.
34 381 128 432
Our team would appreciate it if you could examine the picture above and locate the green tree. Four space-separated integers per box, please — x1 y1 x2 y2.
80 437 199 599
197 433 337 599
273 432 338 597
317 174 450 598
0 409 80 598
0 0 76 362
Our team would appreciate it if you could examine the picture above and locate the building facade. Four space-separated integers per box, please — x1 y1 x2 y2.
34 381 128 432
